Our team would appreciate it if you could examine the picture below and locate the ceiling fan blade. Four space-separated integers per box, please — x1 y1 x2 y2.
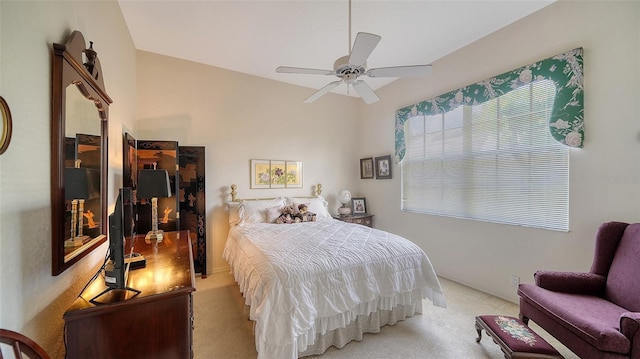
352 80 380 104
276 66 334 75
304 80 343 103
366 65 432 78
348 32 381 67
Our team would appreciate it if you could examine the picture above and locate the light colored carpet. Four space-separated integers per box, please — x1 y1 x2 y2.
193 272 579 359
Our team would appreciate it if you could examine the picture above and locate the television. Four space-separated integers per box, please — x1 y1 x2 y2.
104 187 133 289
90 187 142 304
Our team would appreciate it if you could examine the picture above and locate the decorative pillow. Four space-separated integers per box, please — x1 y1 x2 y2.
286 196 331 220
265 205 284 223
238 197 286 224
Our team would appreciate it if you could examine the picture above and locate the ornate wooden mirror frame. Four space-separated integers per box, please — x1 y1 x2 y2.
52 31 112 275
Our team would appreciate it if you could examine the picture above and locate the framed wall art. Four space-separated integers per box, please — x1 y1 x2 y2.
285 160 303 188
251 159 271 189
375 155 392 179
251 159 303 189
270 160 286 189
351 197 367 214
360 157 374 179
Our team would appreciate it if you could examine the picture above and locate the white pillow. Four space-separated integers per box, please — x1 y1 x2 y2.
226 202 241 227
238 197 286 224
265 205 284 223
287 196 331 220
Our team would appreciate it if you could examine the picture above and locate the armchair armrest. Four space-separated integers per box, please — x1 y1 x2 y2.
534 270 606 295
620 312 640 359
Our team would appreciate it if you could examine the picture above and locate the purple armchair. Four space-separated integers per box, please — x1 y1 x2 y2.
518 221 640 359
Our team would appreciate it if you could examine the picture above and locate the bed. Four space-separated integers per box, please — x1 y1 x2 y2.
223 184 446 359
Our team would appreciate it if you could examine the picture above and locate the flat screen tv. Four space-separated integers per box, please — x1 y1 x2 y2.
104 187 132 289
90 188 140 304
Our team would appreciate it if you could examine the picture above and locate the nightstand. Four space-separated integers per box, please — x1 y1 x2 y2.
333 214 374 227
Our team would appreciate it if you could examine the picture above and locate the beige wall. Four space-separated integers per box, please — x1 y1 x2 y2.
0 0 136 356
359 0 640 302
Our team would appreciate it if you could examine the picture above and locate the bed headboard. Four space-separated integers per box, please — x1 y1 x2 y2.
230 183 323 202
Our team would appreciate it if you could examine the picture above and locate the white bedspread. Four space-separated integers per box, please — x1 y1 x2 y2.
223 219 446 359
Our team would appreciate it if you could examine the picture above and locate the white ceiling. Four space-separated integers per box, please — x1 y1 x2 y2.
118 0 555 99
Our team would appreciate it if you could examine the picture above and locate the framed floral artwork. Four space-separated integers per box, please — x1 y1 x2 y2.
270 160 286 188
360 157 374 179
251 159 303 189
251 160 271 189
285 161 303 188
375 155 392 179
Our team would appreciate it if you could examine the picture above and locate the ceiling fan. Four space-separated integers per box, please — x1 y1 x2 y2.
275 0 432 104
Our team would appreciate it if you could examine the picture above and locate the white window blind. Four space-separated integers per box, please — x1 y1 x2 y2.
401 80 569 231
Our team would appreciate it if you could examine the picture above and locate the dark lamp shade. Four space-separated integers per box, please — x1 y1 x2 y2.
137 169 171 198
65 167 100 200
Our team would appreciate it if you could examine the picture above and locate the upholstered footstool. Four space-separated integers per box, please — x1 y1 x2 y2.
475 315 563 359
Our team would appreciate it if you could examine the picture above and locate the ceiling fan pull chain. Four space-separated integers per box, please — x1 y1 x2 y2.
348 0 352 54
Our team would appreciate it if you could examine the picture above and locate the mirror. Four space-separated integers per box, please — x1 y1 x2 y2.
52 31 112 275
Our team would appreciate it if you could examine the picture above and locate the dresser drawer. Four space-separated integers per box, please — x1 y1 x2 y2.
334 214 374 228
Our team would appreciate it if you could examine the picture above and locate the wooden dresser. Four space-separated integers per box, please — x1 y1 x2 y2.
64 231 195 359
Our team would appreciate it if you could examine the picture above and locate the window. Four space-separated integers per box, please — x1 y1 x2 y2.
401 80 569 231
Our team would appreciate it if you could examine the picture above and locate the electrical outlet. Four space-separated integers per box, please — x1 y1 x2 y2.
511 275 520 288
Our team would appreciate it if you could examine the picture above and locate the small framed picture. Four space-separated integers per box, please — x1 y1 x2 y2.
351 197 367 214
375 155 392 179
360 157 374 179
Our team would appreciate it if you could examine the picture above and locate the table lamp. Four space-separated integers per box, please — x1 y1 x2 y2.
65 161 100 247
137 167 171 243
337 189 352 216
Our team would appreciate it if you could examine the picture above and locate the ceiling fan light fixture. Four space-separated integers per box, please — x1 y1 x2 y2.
334 56 366 78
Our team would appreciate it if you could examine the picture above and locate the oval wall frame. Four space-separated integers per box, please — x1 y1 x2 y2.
0 96 12 155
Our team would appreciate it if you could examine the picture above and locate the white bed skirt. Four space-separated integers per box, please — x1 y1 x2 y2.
247 291 425 358
298 301 421 357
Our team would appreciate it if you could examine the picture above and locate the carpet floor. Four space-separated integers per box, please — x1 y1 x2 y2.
193 272 579 359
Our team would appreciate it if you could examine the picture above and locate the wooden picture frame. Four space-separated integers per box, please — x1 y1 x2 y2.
360 157 374 179
375 155 392 179
0 96 12 155
351 197 367 214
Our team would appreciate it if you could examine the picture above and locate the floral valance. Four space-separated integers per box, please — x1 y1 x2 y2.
395 47 584 163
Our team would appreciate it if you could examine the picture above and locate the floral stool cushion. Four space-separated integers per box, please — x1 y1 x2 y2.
475 315 563 359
